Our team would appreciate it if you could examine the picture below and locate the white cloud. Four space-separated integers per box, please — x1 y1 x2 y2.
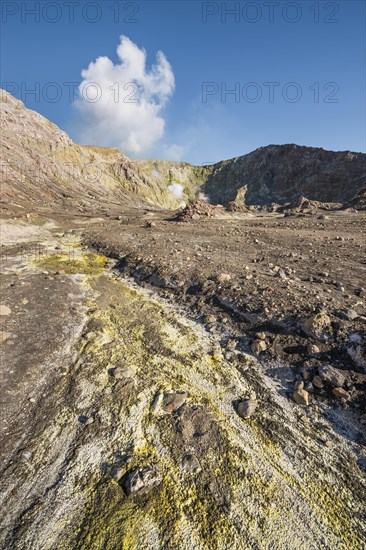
168 183 184 199
74 36 175 155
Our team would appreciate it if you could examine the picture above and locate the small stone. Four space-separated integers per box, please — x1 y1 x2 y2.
146 221 156 228
161 392 186 413
293 388 310 406
217 273 231 283
119 466 161 496
275 268 287 279
245 273 253 280
251 339 267 355
312 375 324 389
0 331 13 344
339 309 358 321
20 450 32 462
181 454 201 474
255 332 266 341
113 367 134 379
237 399 258 419
0 305 11 316
303 312 332 341
318 365 345 388
21 298 29 305
55 269 66 275
204 315 217 324
332 387 350 400
28 397 36 403
295 381 304 390
347 338 366 369
307 344 320 356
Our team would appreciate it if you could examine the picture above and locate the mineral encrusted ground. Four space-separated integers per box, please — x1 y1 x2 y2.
0 213 365 549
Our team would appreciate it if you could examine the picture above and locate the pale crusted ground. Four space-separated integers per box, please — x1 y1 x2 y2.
0 214 365 549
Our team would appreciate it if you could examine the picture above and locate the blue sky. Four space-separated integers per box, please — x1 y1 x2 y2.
1 0 365 164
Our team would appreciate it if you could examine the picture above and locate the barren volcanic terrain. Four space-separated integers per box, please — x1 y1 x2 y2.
1 92 366 549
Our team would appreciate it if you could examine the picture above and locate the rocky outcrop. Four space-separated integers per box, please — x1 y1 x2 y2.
342 187 366 211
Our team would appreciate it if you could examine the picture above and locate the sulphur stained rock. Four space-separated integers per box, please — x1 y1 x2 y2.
119 466 162 496
303 312 332 341
181 454 201 474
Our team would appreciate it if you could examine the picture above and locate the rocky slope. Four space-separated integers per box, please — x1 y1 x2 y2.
1 90 365 214
201 144 366 206
0 90 179 216
139 145 366 207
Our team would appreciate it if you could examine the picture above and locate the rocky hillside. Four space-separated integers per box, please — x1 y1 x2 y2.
201 145 366 206
140 145 366 207
0 90 179 216
1 90 365 214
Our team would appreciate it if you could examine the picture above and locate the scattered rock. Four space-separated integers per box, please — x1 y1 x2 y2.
217 273 232 283
318 365 345 388
112 367 134 379
303 312 332 341
175 200 224 222
237 398 258 419
339 308 358 321
293 388 310 406
204 314 217 324
161 392 187 413
0 305 11 316
347 336 366 370
275 268 287 280
19 450 33 462
0 331 13 344
312 375 324 389
307 344 320 356
332 387 350 400
251 339 267 355
181 454 201 474
119 466 162 496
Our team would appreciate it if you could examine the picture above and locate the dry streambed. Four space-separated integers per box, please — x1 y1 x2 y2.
0 228 365 549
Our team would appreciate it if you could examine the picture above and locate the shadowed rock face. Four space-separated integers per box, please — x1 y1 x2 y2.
201 144 366 206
